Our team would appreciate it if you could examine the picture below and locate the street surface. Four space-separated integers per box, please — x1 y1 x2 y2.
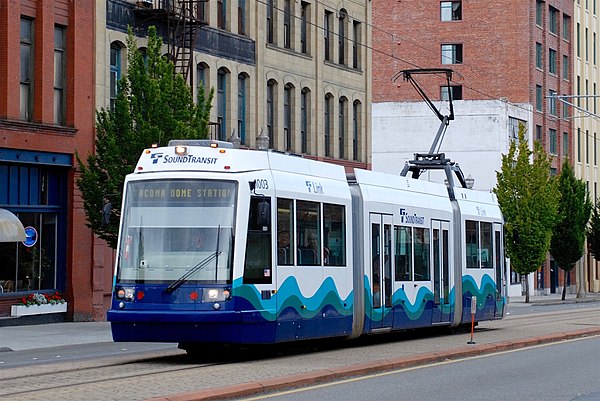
0 301 599 401
236 336 600 401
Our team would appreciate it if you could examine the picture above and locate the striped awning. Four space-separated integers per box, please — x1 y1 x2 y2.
0 209 26 242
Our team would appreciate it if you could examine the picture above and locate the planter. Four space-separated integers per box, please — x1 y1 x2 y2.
10 303 67 317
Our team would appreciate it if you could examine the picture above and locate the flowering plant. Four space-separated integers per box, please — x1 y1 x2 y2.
20 292 66 307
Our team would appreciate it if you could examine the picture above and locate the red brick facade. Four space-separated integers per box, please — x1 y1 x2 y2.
0 1 110 321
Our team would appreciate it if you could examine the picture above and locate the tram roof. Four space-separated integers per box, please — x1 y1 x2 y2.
133 145 347 182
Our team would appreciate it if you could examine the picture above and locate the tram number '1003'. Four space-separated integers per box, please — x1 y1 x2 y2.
255 179 269 190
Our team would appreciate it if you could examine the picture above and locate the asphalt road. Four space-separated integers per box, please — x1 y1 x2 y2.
236 335 600 401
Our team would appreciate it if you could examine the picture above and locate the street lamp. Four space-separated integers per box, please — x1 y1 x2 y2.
256 128 269 150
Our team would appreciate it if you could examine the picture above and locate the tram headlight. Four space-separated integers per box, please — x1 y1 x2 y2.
202 288 231 302
116 287 135 301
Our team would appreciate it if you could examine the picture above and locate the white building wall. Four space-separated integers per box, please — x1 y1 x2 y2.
372 99 534 298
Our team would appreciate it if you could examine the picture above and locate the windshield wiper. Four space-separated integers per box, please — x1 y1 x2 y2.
165 251 221 293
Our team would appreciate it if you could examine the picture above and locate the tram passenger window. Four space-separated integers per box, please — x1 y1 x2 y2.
244 197 272 284
277 198 294 265
296 200 321 266
323 203 346 266
465 220 480 268
413 227 430 281
394 226 412 281
481 222 493 268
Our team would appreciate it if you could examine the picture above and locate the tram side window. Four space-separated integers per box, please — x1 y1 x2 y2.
244 196 272 284
277 198 294 265
480 222 493 268
465 220 480 268
323 203 346 266
413 227 430 281
296 200 321 266
394 226 412 281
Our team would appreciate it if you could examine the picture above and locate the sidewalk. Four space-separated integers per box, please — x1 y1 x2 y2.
1 292 599 353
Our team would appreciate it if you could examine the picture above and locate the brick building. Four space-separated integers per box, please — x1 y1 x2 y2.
371 0 575 297
0 1 108 322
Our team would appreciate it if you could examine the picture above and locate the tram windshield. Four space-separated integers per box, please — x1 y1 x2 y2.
116 179 237 284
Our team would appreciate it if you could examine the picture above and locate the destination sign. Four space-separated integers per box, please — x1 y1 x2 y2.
128 180 237 207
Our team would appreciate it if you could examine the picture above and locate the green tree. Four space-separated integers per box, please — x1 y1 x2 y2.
550 159 592 300
77 26 214 248
494 125 559 302
587 200 600 267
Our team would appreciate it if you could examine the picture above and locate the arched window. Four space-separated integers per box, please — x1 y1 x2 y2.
301 88 310 153
217 68 229 141
338 9 347 65
196 62 210 102
324 93 333 157
353 100 362 161
238 73 248 145
339 97 347 159
284 83 295 151
109 41 125 111
267 79 278 148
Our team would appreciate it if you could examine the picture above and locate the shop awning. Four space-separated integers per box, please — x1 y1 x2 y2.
0 209 26 242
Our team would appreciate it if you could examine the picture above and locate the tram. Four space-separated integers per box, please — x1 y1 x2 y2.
107 140 505 351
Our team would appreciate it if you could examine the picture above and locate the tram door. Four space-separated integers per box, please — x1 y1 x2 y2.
494 223 505 318
432 220 451 324
369 213 393 329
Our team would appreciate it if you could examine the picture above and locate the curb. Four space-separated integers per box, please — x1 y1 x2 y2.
145 327 600 401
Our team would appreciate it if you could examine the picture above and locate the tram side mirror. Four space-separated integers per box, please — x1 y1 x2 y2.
256 200 271 228
102 198 112 227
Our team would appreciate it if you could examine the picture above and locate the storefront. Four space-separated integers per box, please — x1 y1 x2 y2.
0 148 70 316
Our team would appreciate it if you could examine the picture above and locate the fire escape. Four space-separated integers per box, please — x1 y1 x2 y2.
135 0 207 84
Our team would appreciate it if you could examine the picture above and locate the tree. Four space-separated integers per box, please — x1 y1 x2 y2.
494 125 559 303
77 26 214 248
587 200 600 266
550 159 592 300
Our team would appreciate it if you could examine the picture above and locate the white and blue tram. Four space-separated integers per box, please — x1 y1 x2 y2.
107 140 505 350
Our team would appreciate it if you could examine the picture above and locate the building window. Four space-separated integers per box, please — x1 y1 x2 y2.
109 42 123 112
324 94 332 157
549 6 558 34
301 2 310 54
577 23 581 57
217 68 228 141
197 1 207 22
353 100 361 161
549 129 557 155
267 80 277 149
548 90 557 116
549 48 557 75
238 0 246 35
536 85 543 111
284 0 292 49
441 44 463 64
536 0 543 26
324 10 333 61
54 26 66 126
535 43 543 69
440 1 462 21
441 85 462 101
353 21 361 69
536 125 542 142
595 83 597 114
586 28 589 61
594 33 597 65
587 130 590 164
218 0 227 30
338 9 347 65
238 74 247 145
562 55 569 80
196 62 209 101
578 128 582 162
563 132 569 157
267 0 274 44
284 84 293 151
509 117 525 141
563 15 570 41
301 88 310 153
339 97 347 159
20 18 34 121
